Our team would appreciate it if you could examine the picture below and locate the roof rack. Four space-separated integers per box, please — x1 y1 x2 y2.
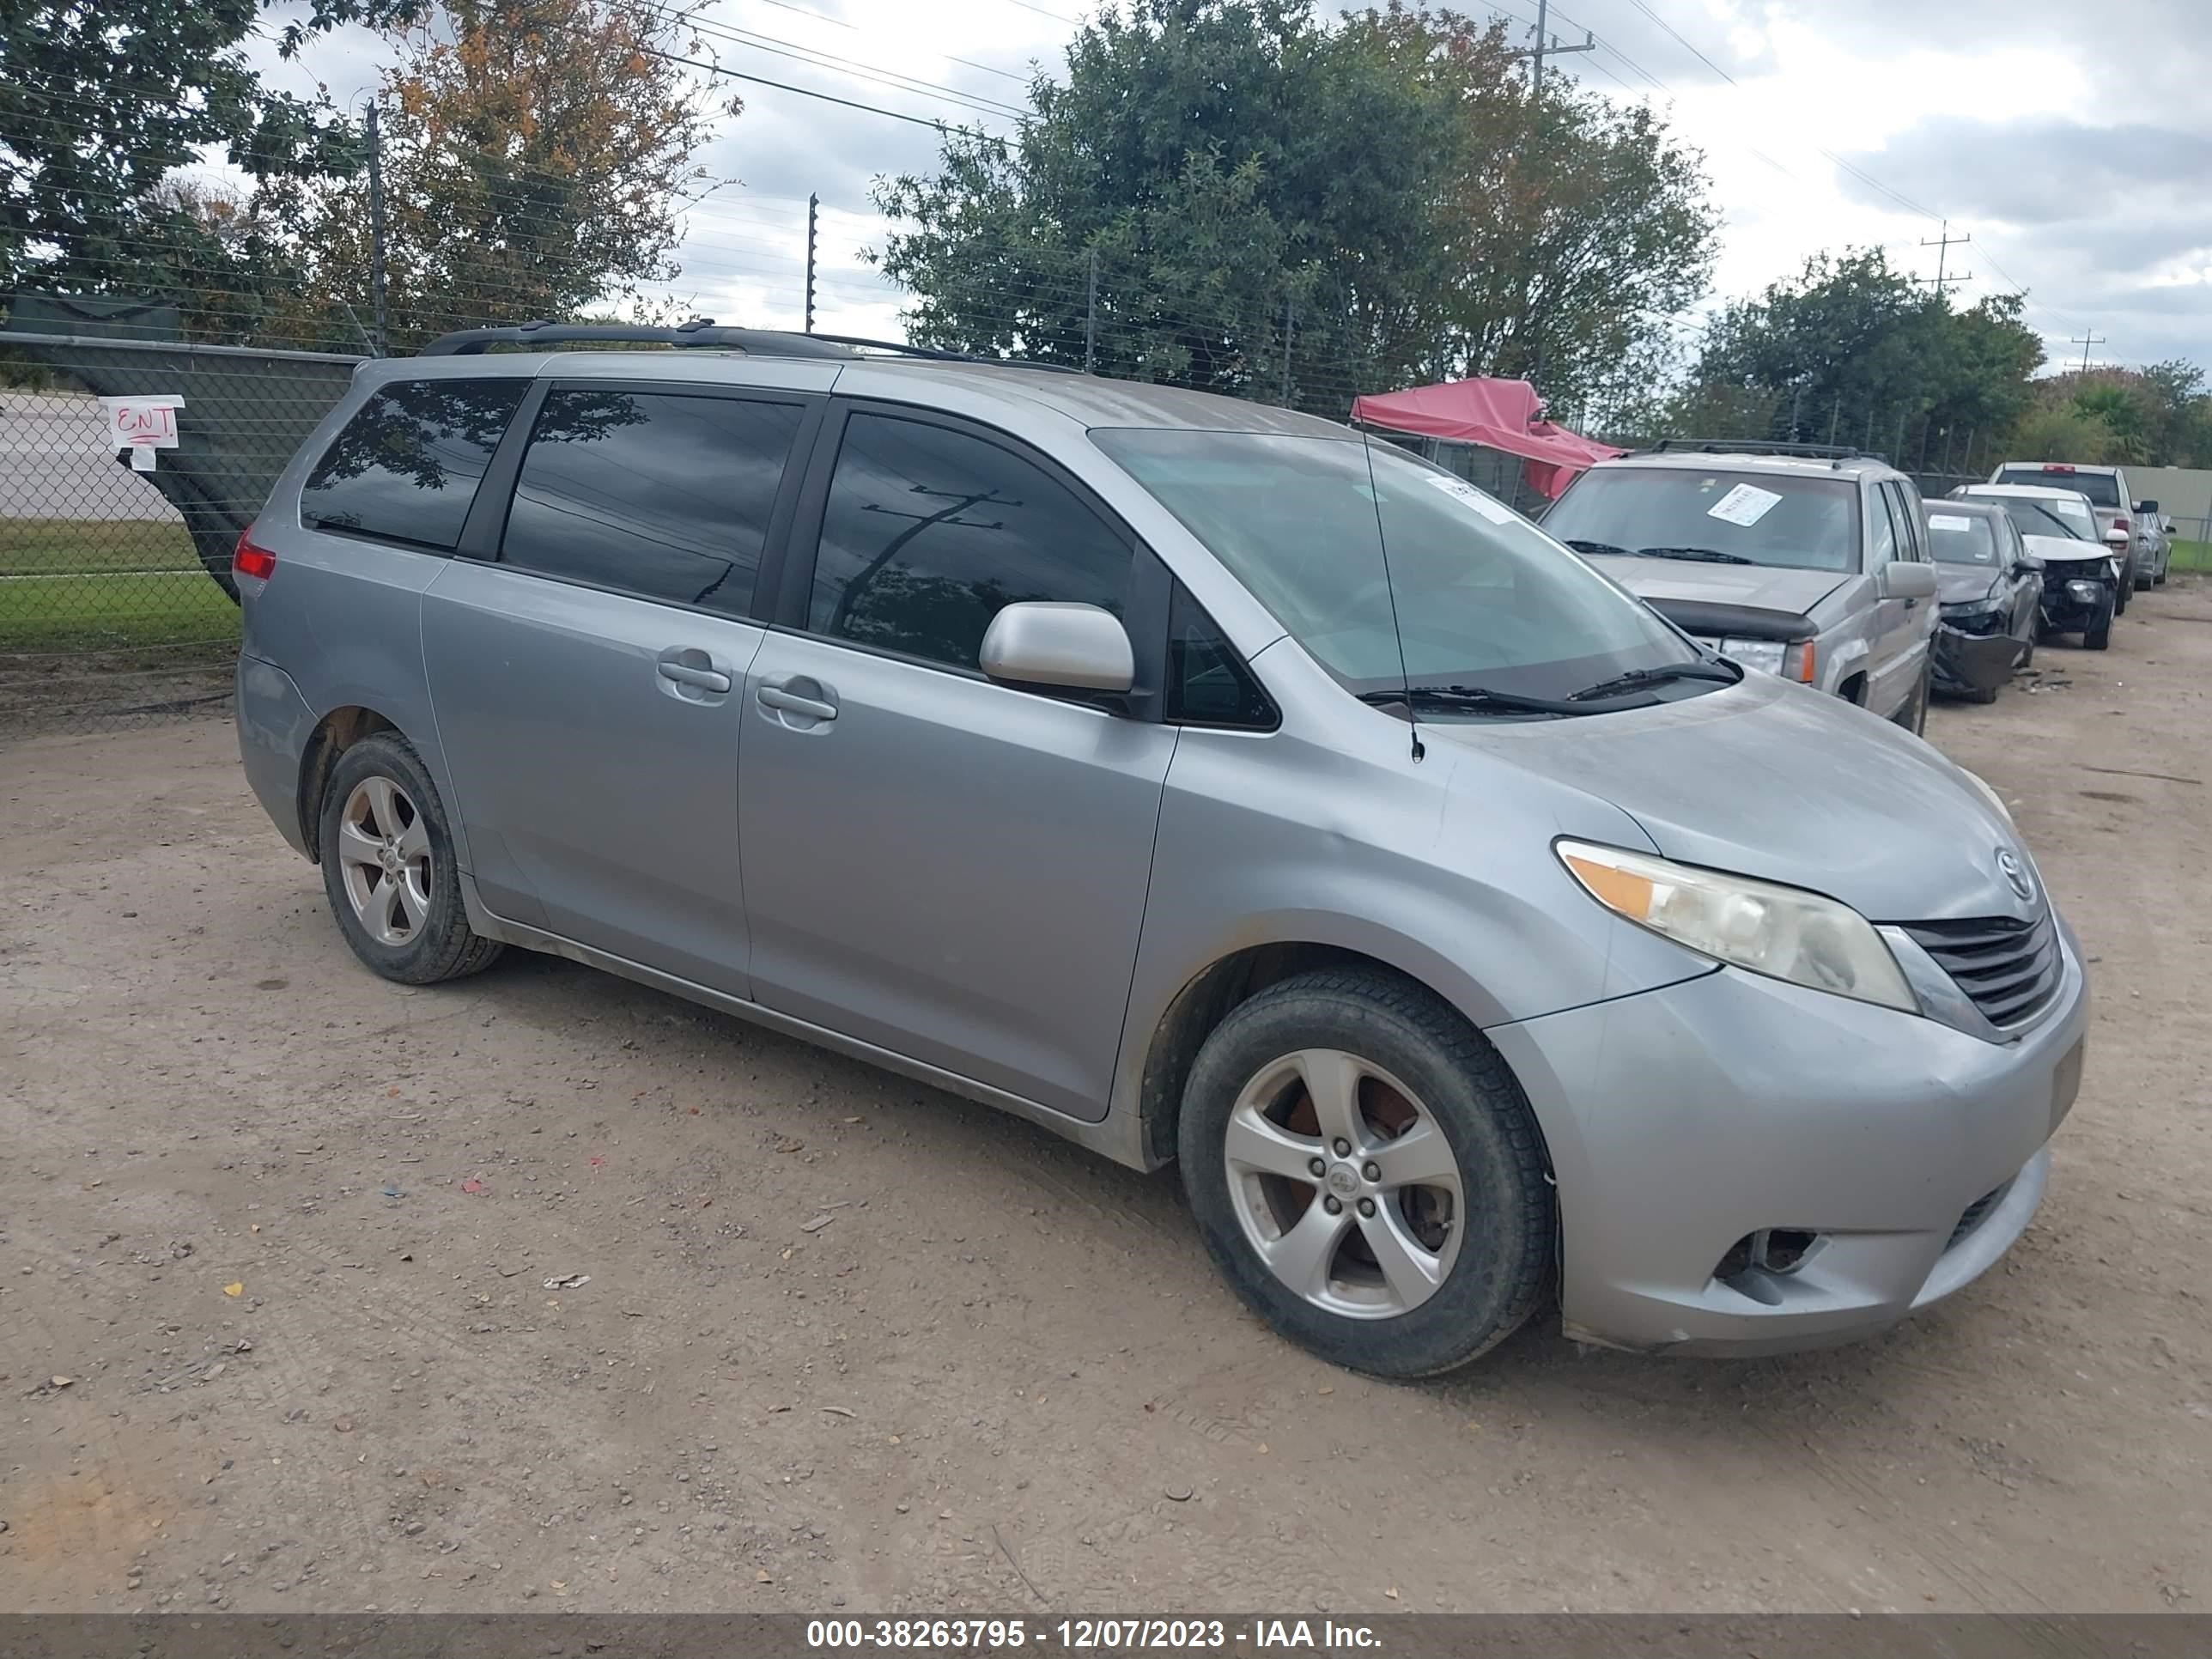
1649 437 1880 462
418 320 860 358
417 319 1081 373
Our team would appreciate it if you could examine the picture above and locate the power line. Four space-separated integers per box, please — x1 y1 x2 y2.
743 0 1038 85
641 46 989 131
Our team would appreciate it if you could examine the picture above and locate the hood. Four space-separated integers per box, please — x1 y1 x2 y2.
1581 554 1847 617
1429 673 2033 925
2023 532 2106 566
1936 562 2005 605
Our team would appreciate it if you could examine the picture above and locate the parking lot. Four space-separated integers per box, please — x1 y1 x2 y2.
3 589 2209 1617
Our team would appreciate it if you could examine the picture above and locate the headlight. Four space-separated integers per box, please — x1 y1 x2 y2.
1960 768 2014 826
2066 580 2102 604
1716 638 1786 676
1555 840 1916 1012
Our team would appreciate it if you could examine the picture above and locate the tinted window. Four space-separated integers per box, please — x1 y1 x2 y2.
1541 467 1861 573
809 414 1129 671
1996 466 2120 507
1168 585 1277 729
301 378 526 550
499 390 802 612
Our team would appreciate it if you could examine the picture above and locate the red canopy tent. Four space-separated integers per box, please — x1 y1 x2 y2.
1349 377 1625 501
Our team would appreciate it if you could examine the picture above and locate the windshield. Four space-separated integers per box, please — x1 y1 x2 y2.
1925 510 1998 564
1091 428 1703 706
1967 490 2094 542
1995 465 2120 507
1539 467 1861 572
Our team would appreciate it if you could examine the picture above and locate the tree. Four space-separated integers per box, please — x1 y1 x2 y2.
1 0 421 303
281 0 741 350
1672 247 2045 465
871 0 1713 414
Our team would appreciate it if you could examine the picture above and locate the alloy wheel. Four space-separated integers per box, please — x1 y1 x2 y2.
1222 1048 1465 1319
336 776 432 947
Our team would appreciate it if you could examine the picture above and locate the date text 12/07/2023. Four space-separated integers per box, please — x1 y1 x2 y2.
805 1618 1384 1650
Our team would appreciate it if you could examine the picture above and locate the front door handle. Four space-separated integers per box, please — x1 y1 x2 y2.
757 684 838 722
659 660 732 694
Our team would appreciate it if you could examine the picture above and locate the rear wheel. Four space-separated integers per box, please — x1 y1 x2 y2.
2114 578 2130 615
319 733 504 984
1178 968 1553 1378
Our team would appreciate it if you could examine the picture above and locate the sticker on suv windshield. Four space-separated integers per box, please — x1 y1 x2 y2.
1425 475 1516 524
1929 514 1973 532
1706 482 1784 526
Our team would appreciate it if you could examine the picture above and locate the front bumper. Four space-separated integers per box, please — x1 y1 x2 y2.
1489 924 2088 1356
1932 611 2019 694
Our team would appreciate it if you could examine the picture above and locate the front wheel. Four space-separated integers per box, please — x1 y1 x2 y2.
2083 604 2113 651
1893 658 1931 733
319 732 504 984
1177 968 1553 1378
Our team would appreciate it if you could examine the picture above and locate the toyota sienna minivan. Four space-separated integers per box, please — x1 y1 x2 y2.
234 326 2089 1376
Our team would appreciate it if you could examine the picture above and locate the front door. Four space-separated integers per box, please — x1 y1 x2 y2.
738 406 1176 1119
422 383 812 994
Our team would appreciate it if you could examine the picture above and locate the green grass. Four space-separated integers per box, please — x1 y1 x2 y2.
0 520 238 652
2167 538 2212 574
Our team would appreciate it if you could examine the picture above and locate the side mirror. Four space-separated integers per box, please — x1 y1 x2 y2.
980 601 1135 694
2104 525 2131 550
2016 552 2044 574
1878 561 1937 600
2136 500 2158 514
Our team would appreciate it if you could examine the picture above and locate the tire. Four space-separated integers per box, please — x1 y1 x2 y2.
318 732 504 984
1176 967 1553 1378
1967 682 2000 706
2113 579 2129 616
1893 658 1931 733
2083 605 2113 651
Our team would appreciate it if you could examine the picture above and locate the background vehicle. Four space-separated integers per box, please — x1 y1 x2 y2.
1989 462 2166 589
232 328 2085 1376
1954 485 2118 650
1543 441 1939 730
1924 500 2039 702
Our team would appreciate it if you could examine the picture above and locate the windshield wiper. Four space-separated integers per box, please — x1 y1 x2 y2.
1633 545 1759 564
1568 659 1743 702
1563 538 1634 558
1357 684 1581 718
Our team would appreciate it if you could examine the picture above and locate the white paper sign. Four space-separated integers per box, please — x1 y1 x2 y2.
1425 474 1516 524
1705 482 1783 527
100 395 185 473
1929 514 1973 532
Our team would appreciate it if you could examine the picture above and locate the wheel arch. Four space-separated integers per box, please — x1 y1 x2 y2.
295 705 404 863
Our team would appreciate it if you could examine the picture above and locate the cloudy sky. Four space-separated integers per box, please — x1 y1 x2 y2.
252 0 2211 377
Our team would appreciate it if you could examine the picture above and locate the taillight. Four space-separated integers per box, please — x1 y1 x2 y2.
2042 464 2076 475
2112 516 2130 532
234 526 276 582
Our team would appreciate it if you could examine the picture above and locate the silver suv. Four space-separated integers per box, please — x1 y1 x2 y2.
1542 443 1940 728
234 327 2087 1375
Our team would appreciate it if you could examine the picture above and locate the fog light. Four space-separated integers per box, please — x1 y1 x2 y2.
1714 1228 1823 1285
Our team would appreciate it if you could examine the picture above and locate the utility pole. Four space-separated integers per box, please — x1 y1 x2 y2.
1914 220 1972 295
804 192 818 334
365 101 388 356
1509 0 1595 92
1280 294 1295 406
2069 328 2106 374
1084 246 1097 375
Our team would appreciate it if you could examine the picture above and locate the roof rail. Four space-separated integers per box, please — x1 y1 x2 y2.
416 320 1082 373
1649 437 1879 462
417 320 861 358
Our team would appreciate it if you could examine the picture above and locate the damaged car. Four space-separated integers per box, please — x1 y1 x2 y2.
1952 484 2119 652
1923 499 2039 702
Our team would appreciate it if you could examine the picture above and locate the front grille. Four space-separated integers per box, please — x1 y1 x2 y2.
1948 1182 2010 1250
1899 910 2063 1029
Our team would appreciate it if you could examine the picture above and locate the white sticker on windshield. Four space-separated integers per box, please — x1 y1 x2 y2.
1705 482 1784 526
1425 474 1516 524
1929 514 1974 532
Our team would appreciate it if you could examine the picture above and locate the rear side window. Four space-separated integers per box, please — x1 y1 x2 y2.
301 378 527 550
497 389 804 613
806 413 1130 672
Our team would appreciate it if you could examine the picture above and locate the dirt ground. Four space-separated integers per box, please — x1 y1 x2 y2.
3 589 2209 1619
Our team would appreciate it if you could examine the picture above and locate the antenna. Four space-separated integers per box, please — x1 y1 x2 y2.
1356 429 1424 763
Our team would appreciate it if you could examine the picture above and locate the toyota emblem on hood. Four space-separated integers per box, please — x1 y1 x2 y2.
1996 848 2035 904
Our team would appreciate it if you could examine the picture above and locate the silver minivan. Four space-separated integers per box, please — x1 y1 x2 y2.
234 328 2088 1376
